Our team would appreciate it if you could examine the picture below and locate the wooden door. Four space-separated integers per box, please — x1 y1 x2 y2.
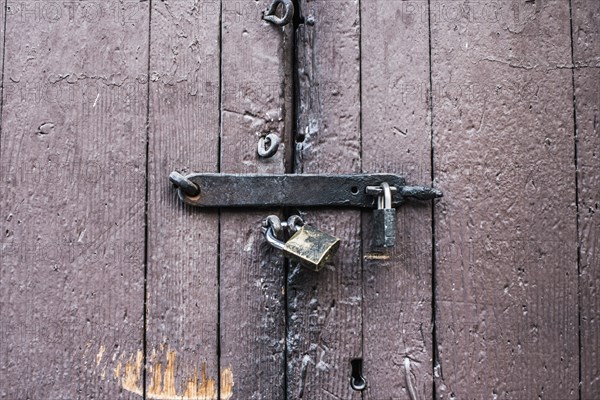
1 1 598 399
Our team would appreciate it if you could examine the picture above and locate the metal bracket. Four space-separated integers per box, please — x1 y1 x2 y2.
169 172 441 208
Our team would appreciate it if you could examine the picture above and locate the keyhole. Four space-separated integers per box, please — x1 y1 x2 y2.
350 358 366 391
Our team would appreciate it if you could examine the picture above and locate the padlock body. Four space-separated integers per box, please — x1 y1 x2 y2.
283 225 341 271
373 208 396 248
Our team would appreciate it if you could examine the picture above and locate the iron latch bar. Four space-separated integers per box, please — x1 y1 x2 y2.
169 172 441 208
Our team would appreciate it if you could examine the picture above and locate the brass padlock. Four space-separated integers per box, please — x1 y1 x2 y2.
264 216 341 271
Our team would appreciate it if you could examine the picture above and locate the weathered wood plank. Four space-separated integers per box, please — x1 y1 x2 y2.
288 1 362 398
432 1 579 398
219 0 292 398
572 0 600 398
361 0 434 398
575 60 600 400
146 0 221 398
0 0 5 127
0 1 149 398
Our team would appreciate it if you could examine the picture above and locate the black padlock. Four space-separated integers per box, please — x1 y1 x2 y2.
372 182 396 248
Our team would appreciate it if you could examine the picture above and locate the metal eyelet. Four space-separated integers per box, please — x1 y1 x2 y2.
263 0 294 27
169 171 200 197
257 133 282 158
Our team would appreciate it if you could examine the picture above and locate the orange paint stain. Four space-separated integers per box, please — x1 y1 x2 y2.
96 345 105 366
114 347 233 400
220 367 234 399
114 361 122 380
121 350 143 396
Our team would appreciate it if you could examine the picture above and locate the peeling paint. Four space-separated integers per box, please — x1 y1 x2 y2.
112 347 234 400
182 363 217 399
82 342 93 359
96 345 105 366
114 361 122 380
221 367 234 399
122 350 144 396
364 253 391 260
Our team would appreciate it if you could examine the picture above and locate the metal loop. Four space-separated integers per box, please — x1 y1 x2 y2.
365 185 398 196
350 376 367 391
377 182 392 209
169 171 200 197
286 215 305 234
263 0 294 26
265 226 286 250
263 215 283 237
257 133 281 158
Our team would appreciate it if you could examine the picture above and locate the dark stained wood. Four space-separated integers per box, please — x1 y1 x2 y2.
0 0 4 127
432 1 579 398
572 0 599 398
575 61 600 400
0 0 595 397
219 0 292 398
361 0 434 398
146 0 221 398
288 1 362 398
0 1 149 398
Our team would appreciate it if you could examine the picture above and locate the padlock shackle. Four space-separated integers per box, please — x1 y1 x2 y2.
265 226 286 250
377 182 392 209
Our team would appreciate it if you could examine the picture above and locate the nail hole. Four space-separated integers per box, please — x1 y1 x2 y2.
350 358 366 391
350 186 359 195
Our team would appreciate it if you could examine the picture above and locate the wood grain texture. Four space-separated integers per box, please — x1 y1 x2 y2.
146 0 221 398
0 1 149 398
572 0 600 398
288 1 362 399
219 0 292 398
432 1 579 398
0 0 4 127
361 1 434 398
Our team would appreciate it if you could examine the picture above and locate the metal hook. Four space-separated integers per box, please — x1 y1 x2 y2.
262 215 284 238
286 215 304 234
257 133 282 158
350 359 367 391
263 0 294 26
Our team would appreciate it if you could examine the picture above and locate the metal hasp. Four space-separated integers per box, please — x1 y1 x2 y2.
169 172 442 208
